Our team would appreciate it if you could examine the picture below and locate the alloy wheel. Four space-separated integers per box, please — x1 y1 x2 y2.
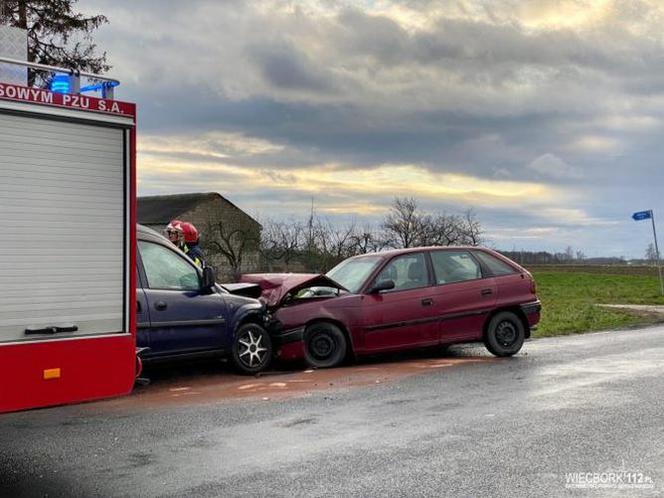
238 328 269 368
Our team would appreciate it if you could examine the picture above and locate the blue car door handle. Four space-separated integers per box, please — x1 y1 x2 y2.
154 301 168 311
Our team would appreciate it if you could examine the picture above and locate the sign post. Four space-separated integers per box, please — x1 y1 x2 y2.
633 210 664 295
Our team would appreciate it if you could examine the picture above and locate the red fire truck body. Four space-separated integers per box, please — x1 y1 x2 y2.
0 75 137 413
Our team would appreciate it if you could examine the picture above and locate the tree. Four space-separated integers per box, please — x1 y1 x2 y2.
350 225 389 254
258 199 483 273
382 197 483 249
645 243 658 264
459 208 483 245
205 222 259 282
312 219 358 271
382 197 426 248
0 0 109 85
259 219 305 271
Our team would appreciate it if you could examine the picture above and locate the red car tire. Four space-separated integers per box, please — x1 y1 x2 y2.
304 322 347 368
484 311 525 357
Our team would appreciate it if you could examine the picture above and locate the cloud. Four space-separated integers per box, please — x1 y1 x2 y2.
567 135 622 153
139 132 284 160
138 147 563 215
535 207 620 227
249 42 336 93
526 153 582 180
488 226 559 240
76 0 664 257
595 114 661 132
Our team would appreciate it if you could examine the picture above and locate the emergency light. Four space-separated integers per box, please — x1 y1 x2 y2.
50 73 70 94
0 55 121 99
80 80 120 96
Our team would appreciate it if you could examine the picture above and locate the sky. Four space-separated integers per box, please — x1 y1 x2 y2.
78 0 664 258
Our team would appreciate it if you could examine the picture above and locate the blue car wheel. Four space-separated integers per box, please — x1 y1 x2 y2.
232 323 272 374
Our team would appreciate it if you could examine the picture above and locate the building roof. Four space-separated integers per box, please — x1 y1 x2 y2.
137 192 261 227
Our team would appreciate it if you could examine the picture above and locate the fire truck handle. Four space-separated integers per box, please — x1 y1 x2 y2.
25 325 79 335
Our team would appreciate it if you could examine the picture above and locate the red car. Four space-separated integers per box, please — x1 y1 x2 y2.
241 247 541 368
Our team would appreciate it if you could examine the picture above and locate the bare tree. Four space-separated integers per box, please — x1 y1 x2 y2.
430 214 459 245
645 243 658 264
458 209 483 245
382 197 426 248
350 225 389 254
205 222 259 282
259 219 305 271
256 198 484 273
313 219 358 270
564 246 574 262
382 197 483 248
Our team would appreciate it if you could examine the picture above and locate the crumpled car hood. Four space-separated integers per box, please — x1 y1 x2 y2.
219 282 263 300
239 273 348 309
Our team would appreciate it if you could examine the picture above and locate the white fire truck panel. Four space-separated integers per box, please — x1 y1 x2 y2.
0 111 128 343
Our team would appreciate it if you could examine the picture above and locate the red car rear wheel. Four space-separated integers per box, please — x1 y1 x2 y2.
484 311 525 357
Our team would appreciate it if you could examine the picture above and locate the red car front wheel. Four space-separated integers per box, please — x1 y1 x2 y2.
304 322 347 368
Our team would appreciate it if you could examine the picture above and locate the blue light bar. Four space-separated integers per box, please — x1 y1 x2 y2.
80 80 120 93
50 74 70 94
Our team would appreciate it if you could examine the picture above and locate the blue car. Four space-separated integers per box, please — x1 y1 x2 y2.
136 225 272 374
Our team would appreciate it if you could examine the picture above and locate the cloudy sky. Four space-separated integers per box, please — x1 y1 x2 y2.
80 0 664 257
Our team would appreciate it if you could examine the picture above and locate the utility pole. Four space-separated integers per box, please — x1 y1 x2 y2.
307 196 315 271
650 210 664 295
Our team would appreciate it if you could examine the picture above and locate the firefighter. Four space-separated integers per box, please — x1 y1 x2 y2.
165 219 184 249
180 221 206 268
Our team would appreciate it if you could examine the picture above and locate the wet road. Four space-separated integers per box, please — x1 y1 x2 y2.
2 326 664 497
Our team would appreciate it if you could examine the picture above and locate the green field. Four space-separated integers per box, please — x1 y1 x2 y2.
530 266 664 337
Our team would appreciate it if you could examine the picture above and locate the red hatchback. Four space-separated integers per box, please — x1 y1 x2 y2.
241 247 540 368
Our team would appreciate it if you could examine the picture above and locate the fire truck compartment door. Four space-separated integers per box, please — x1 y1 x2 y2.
0 112 129 343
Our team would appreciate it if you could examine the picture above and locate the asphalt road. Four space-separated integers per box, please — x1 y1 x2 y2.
2 325 664 497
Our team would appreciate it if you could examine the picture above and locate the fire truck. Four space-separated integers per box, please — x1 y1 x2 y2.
0 53 137 413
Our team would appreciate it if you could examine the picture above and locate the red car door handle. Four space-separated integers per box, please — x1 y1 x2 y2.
421 298 434 306
481 288 493 296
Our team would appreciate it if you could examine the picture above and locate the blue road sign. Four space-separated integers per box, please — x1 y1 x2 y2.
632 209 664 295
633 210 652 221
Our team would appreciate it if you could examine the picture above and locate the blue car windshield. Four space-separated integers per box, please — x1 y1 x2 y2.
326 255 383 294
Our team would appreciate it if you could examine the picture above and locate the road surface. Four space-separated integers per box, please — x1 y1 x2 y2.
1 325 663 497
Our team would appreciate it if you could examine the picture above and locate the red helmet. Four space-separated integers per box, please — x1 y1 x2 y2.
166 219 183 233
165 219 184 244
180 222 199 244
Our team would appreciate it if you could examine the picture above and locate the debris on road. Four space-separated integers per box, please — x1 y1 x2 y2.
95 355 494 411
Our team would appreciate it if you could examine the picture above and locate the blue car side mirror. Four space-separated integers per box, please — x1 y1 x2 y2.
202 266 216 290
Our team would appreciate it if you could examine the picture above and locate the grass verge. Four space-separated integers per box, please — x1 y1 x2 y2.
531 270 664 337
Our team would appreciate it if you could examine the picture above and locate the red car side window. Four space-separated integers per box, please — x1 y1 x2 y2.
430 251 482 284
473 251 517 276
373 253 429 291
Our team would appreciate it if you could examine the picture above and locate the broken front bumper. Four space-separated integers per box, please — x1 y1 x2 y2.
266 320 306 360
